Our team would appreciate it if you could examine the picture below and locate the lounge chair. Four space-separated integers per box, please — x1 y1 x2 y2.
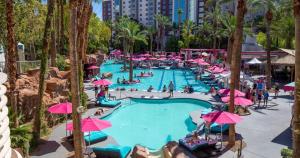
84 131 108 145
92 144 131 158
179 137 211 151
209 123 229 133
66 131 108 145
97 97 121 107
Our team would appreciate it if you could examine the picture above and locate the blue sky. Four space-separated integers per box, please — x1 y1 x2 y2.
93 1 103 19
41 0 103 20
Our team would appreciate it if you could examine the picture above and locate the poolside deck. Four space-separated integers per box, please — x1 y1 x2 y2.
30 85 293 158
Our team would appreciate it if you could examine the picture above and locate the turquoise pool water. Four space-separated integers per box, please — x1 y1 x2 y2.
100 61 210 92
102 98 212 149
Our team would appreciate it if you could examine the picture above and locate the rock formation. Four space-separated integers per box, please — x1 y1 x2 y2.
8 67 70 122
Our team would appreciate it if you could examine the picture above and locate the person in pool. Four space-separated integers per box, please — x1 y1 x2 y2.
117 77 120 84
162 85 167 92
147 85 154 92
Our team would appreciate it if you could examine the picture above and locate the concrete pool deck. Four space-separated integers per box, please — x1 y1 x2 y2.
30 86 293 158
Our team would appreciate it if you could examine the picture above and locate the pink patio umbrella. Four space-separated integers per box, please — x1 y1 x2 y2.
148 57 157 60
193 58 205 63
202 111 242 148
48 102 72 135
87 65 100 70
212 67 224 73
283 82 295 92
208 65 218 71
186 59 195 62
66 117 112 146
158 57 167 61
218 89 245 97
221 96 253 107
93 79 112 86
197 61 210 66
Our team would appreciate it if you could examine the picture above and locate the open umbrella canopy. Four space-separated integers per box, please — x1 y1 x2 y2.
66 117 112 132
212 67 224 73
283 82 295 91
202 111 242 124
158 57 167 61
48 102 72 114
197 61 210 66
208 65 219 71
247 58 262 64
148 57 157 60
218 89 245 97
87 65 100 70
93 79 112 86
221 96 253 107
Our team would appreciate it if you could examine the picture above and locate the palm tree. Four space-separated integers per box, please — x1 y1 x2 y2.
69 1 84 158
6 0 19 128
33 0 55 142
220 14 236 64
146 27 156 55
177 8 183 39
252 0 277 89
155 14 171 51
118 21 147 82
228 0 247 146
179 20 195 48
293 1 300 157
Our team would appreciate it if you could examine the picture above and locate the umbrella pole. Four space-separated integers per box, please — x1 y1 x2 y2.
221 124 223 150
65 115 67 136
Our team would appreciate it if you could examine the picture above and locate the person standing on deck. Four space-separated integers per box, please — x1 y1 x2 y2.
168 81 174 97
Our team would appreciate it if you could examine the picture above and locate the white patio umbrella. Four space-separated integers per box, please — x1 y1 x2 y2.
247 58 262 65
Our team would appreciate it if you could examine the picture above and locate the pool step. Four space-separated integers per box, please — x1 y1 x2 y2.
158 70 165 90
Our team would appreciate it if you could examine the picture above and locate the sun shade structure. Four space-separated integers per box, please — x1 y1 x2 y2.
202 111 242 148
221 96 253 107
48 102 73 136
66 117 112 132
93 79 112 86
218 89 245 97
247 58 262 64
283 82 295 91
48 102 72 114
87 65 100 70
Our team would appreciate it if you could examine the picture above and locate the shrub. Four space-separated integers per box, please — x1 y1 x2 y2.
281 148 293 158
56 54 68 71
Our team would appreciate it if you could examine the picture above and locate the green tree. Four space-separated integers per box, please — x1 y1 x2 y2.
179 20 195 48
145 26 156 55
155 14 171 51
88 13 111 53
117 21 147 82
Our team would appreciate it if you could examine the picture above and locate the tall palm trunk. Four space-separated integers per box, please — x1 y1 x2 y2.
59 0 64 55
265 10 272 90
293 0 300 157
6 0 18 127
69 1 84 158
227 34 234 64
50 4 57 67
129 44 134 82
228 0 247 146
33 0 55 141
150 35 153 55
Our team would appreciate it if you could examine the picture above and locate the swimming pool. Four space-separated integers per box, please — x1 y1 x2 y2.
102 98 212 149
100 61 210 92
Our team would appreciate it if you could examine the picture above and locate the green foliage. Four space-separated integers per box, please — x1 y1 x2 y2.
10 124 32 157
8 106 31 157
88 13 111 54
256 32 267 47
56 54 67 71
179 20 195 48
281 148 293 158
165 36 179 52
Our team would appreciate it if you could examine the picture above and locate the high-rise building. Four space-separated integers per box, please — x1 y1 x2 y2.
104 0 206 26
172 0 205 25
102 0 112 21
